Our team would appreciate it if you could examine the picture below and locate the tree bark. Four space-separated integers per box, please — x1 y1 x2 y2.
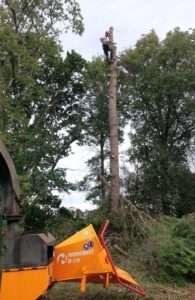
108 27 120 213
100 133 106 201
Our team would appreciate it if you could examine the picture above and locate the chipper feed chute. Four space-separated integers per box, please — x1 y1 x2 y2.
53 220 145 297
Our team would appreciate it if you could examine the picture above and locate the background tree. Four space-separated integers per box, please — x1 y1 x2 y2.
79 58 110 205
0 0 86 229
120 28 195 215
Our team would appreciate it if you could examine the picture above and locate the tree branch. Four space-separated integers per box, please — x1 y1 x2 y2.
5 0 18 33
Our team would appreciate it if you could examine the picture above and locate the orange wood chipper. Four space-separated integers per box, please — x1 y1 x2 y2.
0 140 145 299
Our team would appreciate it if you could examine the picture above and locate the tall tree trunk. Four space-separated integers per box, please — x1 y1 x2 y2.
108 27 120 213
100 135 106 201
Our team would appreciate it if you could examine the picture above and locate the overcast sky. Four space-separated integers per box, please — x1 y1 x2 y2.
59 0 195 210
61 0 195 60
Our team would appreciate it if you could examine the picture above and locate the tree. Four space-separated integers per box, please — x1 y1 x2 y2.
0 0 84 36
79 57 110 205
0 0 86 229
81 27 122 212
79 56 127 208
107 27 120 213
120 29 195 215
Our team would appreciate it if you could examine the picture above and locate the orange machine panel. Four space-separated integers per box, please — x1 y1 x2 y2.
52 222 145 296
53 224 110 281
0 266 51 300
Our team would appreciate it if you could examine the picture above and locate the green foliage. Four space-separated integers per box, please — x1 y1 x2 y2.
3 46 86 230
120 28 195 215
79 57 128 205
173 213 195 252
174 169 195 216
45 208 88 242
0 0 86 230
86 207 125 234
78 58 110 204
141 215 195 285
86 209 195 286
121 166 195 217
0 0 84 37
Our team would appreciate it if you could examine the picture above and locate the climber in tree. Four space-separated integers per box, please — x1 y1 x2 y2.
100 31 114 63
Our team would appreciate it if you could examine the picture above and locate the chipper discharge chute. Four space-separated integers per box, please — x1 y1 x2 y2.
53 220 146 297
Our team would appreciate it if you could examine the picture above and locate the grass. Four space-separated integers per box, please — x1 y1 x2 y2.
46 282 138 300
44 252 195 300
45 282 195 300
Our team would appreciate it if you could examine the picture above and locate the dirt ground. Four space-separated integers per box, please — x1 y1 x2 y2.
145 283 195 300
45 282 195 300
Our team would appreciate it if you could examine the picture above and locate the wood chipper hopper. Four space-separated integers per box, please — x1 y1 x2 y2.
52 220 145 296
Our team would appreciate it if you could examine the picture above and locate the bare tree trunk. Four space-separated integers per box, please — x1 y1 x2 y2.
108 27 120 213
100 133 106 201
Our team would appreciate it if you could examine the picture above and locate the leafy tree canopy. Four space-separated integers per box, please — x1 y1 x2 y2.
120 28 195 215
0 0 86 229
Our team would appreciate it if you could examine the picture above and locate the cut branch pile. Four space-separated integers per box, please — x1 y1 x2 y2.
119 195 154 241
101 175 154 241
